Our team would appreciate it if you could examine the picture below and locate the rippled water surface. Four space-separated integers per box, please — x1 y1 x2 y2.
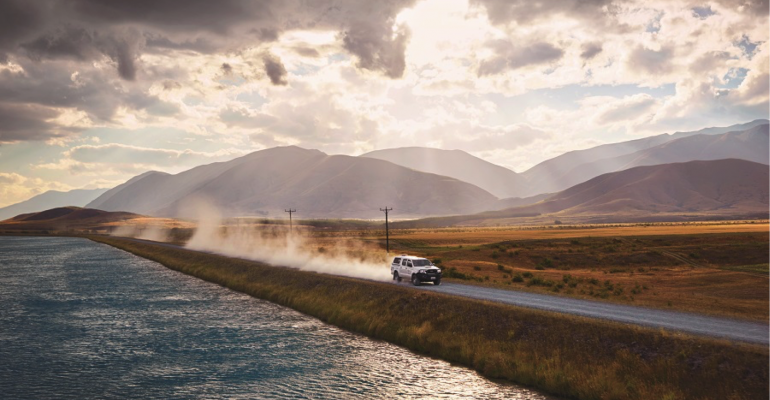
0 236 554 399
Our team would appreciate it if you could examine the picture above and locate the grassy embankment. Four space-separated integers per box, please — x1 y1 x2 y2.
91 235 768 400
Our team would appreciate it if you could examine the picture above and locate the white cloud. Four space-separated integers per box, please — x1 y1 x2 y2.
0 0 767 190
0 173 73 208
66 143 243 165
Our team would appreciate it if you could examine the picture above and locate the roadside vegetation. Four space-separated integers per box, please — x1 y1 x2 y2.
389 231 769 321
91 236 768 400
6 220 768 320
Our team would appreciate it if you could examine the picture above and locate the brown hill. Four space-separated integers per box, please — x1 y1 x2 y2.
526 158 768 215
0 207 142 231
551 124 769 193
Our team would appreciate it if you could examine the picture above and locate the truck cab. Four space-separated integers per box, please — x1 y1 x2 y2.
391 255 442 286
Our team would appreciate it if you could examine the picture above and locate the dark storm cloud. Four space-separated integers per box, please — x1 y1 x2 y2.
342 23 410 78
263 54 288 86
0 0 417 80
0 59 130 121
0 1 50 51
0 0 417 142
0 102 62 143
471 0 613 27
20 25 144 80
478 41 564 76
0 54 180 140
112 37 139 80
21 26 99 61
580 42 603 60
144 34 220 54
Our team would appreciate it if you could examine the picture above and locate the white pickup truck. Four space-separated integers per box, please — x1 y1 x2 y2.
391 255 442 286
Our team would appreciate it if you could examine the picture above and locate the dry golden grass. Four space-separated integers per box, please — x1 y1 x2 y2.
109 217 195 229
381 221 769 246
300 221 769 321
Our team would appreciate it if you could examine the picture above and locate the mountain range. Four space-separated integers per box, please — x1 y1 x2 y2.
4 120 768 222
393 159 769 228
87 146 499 218
361 147 526 198
521 119 770 195
515 158 768 216
0 188 108 221
519 119 768 195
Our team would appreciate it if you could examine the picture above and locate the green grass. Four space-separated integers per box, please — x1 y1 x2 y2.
91 236 769 400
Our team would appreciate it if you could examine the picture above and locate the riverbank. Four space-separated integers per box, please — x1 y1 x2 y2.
91 235 768 400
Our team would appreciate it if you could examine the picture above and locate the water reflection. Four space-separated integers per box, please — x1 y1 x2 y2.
0 236 556 399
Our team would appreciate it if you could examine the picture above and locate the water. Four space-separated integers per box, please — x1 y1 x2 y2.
0 236 554 399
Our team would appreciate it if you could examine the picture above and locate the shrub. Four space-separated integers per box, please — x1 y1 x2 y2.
527 276 544 286
537 258 554 269
473 266 482 271
445 267 470 280
528 276 556 288
522 271 533 278
512 274 524 283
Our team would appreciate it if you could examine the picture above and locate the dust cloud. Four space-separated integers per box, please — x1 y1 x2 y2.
184 200 392 281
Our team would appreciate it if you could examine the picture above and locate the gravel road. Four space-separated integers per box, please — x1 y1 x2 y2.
113 237 769 345
411 281 769 345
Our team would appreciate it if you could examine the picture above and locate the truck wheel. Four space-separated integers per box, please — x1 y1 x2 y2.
395 272 402 282
434 279 441 286
411 275 421 286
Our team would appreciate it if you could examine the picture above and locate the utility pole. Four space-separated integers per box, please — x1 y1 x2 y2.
285 209 296 233
380 207 392 255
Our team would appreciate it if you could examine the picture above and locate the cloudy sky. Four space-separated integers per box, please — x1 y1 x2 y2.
0 0 767 207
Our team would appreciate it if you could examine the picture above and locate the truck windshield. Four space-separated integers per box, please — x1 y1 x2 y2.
413 259 432 267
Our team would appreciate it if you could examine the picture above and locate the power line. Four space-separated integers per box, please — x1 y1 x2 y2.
380 207 392 254
285 209 296 233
